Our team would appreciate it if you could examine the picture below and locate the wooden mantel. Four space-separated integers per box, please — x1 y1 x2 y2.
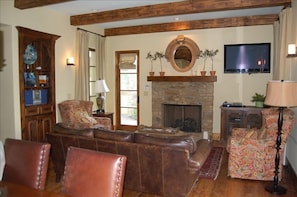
147 76 217 82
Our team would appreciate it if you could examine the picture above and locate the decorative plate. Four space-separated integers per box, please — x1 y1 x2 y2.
23 44 37 65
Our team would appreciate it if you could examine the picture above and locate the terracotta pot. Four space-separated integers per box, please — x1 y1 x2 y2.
149 72 155 76
210 71 216 76
159 71 165 76
200 71 206 76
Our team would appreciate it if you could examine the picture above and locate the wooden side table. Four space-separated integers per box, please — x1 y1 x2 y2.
93 112 114 129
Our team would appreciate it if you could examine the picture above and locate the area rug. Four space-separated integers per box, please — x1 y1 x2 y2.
199 146 224 180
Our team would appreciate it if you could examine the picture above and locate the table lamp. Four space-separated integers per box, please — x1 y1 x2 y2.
95 79 110 113
264 80 297 195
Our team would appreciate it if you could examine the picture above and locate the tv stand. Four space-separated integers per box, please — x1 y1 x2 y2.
220 106 262 141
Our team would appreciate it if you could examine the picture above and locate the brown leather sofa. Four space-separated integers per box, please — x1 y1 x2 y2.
47 124 212 197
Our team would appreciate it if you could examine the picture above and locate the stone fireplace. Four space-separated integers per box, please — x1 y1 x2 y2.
150 76 215 133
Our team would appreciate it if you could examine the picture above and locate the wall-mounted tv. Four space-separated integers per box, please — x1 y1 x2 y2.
224 43 271 73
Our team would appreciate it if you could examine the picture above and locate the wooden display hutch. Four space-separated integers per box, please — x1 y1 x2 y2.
17 26 60 142
220 106 262 141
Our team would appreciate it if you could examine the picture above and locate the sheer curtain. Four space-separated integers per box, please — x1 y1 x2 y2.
74 30 89 100
273 7 294 80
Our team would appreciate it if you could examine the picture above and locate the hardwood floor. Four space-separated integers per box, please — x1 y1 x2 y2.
45 143 297 197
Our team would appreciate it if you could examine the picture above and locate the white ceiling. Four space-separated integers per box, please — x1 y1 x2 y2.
45 0 283 29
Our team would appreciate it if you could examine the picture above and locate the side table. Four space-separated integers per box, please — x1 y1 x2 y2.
93 112 114 129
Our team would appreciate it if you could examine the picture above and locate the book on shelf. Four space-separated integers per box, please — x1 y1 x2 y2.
38 75 48 86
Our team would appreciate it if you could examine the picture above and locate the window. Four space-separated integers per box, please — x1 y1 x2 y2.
89 48 97 109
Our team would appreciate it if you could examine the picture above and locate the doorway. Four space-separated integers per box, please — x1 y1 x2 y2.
115 50 139 131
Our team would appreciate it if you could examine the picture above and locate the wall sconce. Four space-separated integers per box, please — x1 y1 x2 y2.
287 44 297 58
66 57 75 66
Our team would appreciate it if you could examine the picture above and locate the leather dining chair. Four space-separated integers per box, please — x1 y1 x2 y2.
61 146 127 197
2 138 51 190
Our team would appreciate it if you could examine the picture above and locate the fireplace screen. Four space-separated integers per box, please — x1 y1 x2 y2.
163 104 202 132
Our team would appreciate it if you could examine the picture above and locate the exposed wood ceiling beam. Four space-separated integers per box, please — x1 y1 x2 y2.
14 0 290 36
15 0 73 9
70 0 290 26
105 14 279 36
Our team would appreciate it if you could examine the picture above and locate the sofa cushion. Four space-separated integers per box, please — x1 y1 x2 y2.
137 124 181 135
134 132 197 154
94 128 135 142
54 123 94 137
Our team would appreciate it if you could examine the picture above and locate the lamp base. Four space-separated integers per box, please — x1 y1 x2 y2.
265 184 287 195
96 94 105 113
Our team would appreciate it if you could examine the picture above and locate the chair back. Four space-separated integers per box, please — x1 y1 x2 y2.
2 138 51 190
62 147 127 197
58 100 100 129
261 108 295 143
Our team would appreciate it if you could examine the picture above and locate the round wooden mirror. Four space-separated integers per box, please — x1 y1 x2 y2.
165 35 200 72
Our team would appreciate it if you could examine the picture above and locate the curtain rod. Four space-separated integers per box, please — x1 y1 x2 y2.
77 28 105 37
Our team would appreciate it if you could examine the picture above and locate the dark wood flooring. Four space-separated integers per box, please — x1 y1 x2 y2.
45 142 297 197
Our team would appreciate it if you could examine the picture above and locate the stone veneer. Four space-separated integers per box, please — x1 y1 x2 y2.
152 81 214 132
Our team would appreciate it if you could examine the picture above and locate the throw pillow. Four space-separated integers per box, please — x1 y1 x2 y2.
244 129 257 139
136 124 182 135
74 110 97 124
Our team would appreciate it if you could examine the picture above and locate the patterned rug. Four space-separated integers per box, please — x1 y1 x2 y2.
199 147 224 180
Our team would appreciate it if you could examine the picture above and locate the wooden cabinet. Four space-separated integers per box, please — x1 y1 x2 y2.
17 26 60 142
220 106 262 141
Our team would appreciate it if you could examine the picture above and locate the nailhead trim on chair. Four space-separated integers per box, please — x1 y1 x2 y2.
36 145 47 189
114 157 124 197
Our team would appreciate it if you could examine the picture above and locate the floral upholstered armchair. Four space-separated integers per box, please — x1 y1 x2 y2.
227 108 295 181
58 100 112 130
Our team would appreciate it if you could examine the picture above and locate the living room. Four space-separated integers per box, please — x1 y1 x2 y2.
0 0 297 188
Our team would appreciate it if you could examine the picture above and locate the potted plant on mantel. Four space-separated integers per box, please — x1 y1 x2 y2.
155 51 165 76
251 93 265 108
208 49 219 76
199 49 208 76
146 51 156 76
199 49 219 76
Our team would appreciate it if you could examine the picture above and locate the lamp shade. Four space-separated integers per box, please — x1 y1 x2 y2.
264 80 297 107
95 80 110 93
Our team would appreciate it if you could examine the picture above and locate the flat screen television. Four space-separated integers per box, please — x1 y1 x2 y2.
224 43 271 73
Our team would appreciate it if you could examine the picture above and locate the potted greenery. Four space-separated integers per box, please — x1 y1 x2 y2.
155 51 165 76
146 51 156 76
199 49 208 76
208 49 219 76
251 93 265 108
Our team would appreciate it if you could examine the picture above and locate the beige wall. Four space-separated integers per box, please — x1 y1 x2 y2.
106 26 273 133
2 0 297 175
0 0 273 137
286 0 297 174
0 0 77 140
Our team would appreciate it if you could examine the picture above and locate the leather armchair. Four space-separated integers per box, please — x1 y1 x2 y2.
2 138 51 190
58 100 111 130
227 108 295 180
62 146 127 197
